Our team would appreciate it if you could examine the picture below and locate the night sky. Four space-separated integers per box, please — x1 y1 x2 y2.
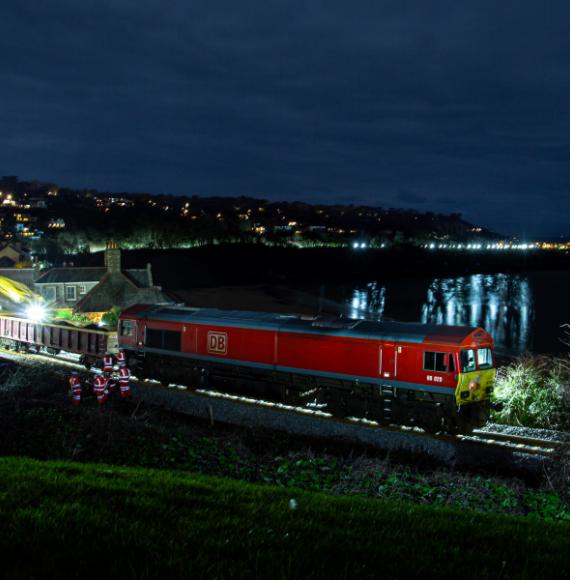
2 1 570 237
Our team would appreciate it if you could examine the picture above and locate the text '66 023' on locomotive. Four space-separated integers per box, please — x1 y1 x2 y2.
118 304 496 434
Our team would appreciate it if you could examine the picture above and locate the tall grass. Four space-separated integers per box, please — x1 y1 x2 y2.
493 355 570 430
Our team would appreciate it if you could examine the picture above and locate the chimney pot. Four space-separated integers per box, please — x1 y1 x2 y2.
105 240 121 273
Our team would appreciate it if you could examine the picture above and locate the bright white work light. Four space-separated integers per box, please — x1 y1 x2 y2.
25 303 47 322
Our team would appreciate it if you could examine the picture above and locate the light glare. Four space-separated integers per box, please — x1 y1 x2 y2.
26 303 47 322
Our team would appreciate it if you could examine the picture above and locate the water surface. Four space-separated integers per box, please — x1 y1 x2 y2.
314 271 570 355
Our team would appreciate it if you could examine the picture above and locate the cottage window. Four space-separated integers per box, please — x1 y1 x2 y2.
78 285 87 295
65 286 77 301
43 286 56 302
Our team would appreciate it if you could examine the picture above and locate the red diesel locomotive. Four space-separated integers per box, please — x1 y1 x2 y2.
119 305 496 433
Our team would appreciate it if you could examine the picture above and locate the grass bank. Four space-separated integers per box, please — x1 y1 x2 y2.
0 456 569 579
1 385 568 523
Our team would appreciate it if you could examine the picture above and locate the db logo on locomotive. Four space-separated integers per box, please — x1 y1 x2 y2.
207 331 228 354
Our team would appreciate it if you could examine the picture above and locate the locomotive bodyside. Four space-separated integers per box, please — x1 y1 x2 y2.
119 305 496 433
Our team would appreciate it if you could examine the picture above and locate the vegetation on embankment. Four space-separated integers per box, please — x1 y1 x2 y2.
0 365 569 524
493 355 570 430
0 456 569 580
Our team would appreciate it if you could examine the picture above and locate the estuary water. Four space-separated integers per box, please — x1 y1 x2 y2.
312 271 570 355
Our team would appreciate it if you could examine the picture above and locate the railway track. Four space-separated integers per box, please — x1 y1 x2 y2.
1 346 568 462
461 430 567 457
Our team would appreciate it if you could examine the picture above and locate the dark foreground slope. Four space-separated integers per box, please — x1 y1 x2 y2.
0 457 568 579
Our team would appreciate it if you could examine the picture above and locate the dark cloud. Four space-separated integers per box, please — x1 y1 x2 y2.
397 190 428 205
1 0 570 235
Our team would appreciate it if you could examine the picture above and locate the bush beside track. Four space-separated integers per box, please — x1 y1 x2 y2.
0 456 569 579
493 355 570 430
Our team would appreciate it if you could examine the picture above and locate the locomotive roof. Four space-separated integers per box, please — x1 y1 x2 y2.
122 304 493 347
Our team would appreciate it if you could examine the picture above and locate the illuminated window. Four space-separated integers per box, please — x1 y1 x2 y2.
477 348 493 369
460 349 477 373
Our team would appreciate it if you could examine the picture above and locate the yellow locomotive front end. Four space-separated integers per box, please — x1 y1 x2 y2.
453 345 496 431
455 346 496 404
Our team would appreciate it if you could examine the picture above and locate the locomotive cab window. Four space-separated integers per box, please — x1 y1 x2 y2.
477 347 493 369
145 328 181 352
120 320 134 337
460 349 477 372
423 351 454 372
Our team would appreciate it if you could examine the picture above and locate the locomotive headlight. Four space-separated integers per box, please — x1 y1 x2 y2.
25 303 47 322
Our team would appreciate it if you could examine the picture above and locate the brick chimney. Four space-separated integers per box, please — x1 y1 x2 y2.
104 240 121 273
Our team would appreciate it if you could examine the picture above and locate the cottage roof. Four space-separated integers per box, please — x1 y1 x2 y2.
123 268 152 288
35 266 154 286
76 272 174 312
34 267 107 284
0 268 37 288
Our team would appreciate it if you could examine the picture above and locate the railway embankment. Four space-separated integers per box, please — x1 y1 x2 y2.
1 456 569 579
0 362 569 527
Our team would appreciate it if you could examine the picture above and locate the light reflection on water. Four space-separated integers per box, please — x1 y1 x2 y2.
420 274 533 352
347 274 534 353
351 285 386 320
